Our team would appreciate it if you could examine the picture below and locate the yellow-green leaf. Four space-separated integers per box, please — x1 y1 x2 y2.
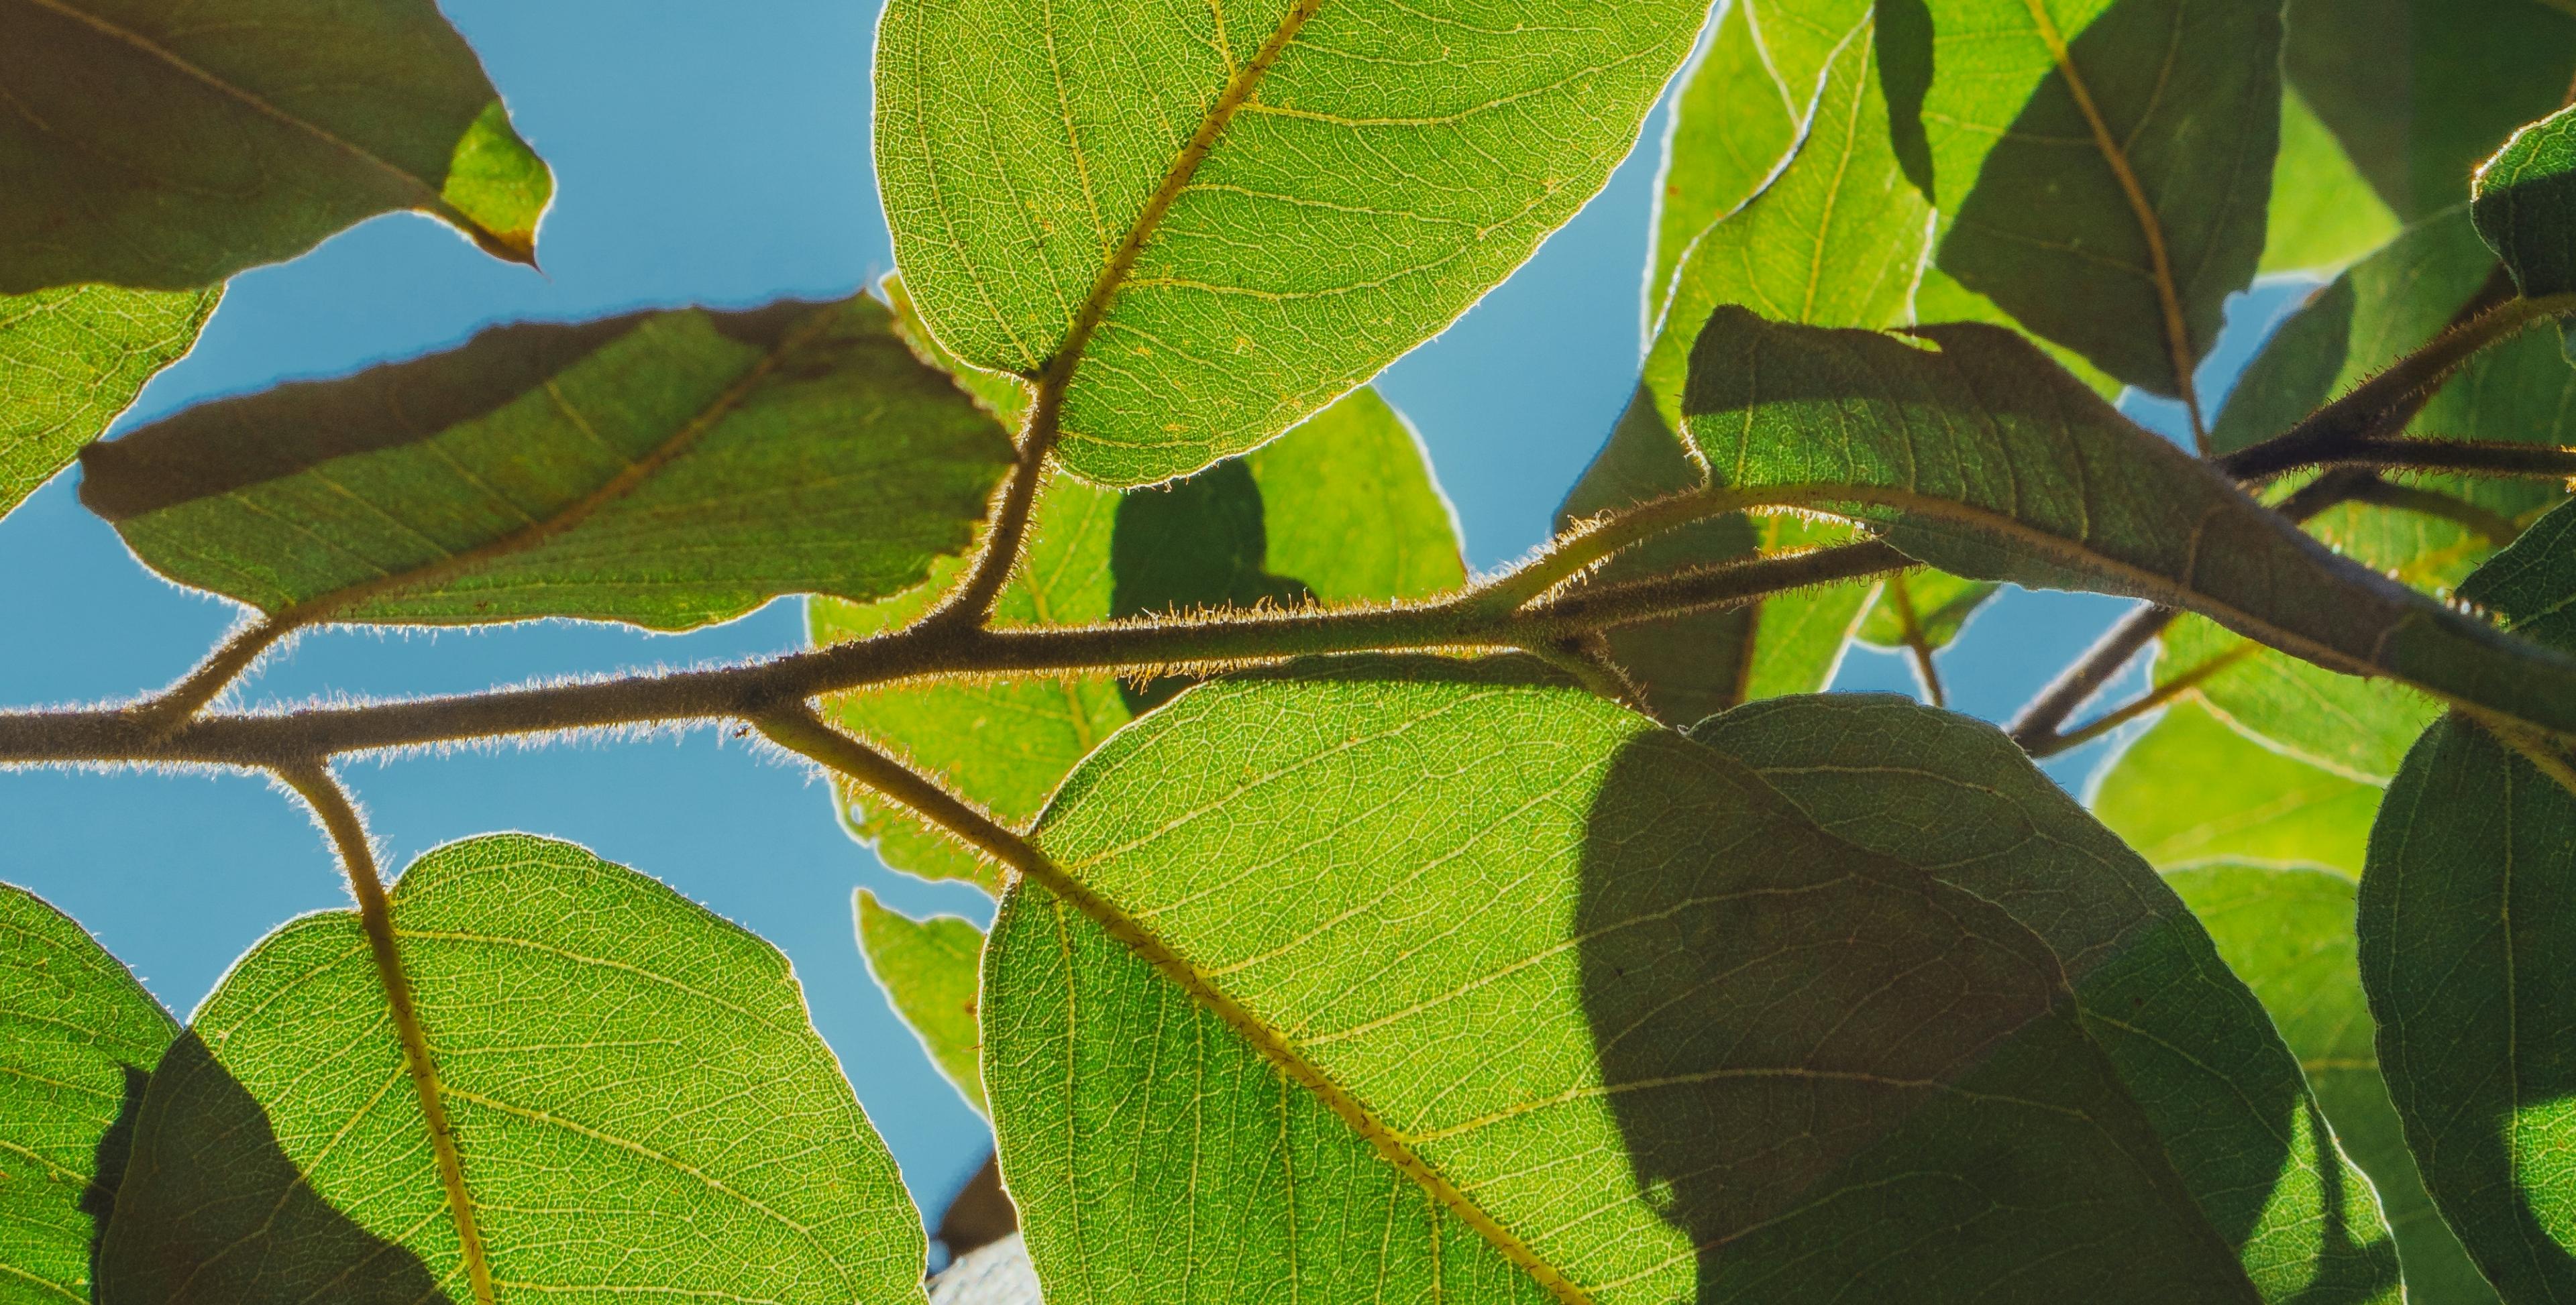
0 283 217 522
857 890 987 1117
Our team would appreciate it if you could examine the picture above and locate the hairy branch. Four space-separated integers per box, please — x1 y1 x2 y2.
0 541 1909 769
274 762 494 1305
2282 435 2576 483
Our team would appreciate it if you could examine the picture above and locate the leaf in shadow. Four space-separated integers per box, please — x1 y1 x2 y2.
96 1031 452 1305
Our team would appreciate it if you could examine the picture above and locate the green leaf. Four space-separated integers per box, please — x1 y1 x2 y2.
811 385 1463 890
873 0 1707 486
1695 693 2398 1300
1 0 551 291
97 834 928 1302
2092 700 2383 874
857 889 987 1117
1920 0 2282 397
2284 0 2576 222
2263 89 2402 274
2167 864 2498 1304
991 657 2289 1303
1640 13 1931 431
0 283 217 522
0 883 175 1304
2159 615 2441 783
2355 503 2576 1300
1646 0 1872 328
80 294 1014 632
2357 714 2576 1301
1855 569 2000 652
1674 308 2576 746
2474 103 2576 299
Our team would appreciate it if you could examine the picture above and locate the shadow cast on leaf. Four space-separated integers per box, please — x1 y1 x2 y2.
93 1031 450 1305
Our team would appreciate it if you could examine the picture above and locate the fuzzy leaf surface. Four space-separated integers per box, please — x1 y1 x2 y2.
0 283 215 521
1 0 551 290
2474 103 2576 299
991 658 2267 1304
80 295 1012 631
2262 89 2401 274
2168 864 2497 1304
1920 0 2281 396
874 0 1705 485
0 884 174 1305
97 834 928 1303
1696 693 2398 1300
1675 308 2576 744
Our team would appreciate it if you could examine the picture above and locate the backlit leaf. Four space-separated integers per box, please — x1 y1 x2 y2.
80 294 1013 631
2092 700 2381 875
0 883 174 1305
2357 499 2576 1301
0 283 217 522
2473 103 2576 299
811 386 1462 891
991 658 2277 1303
2169 864 2497 1304
1 0 551 291
1645 0 1872 327
97 834 928 1303
1920 0 2281 396
2263 89 2402 274
2284 0 2576 222
1697 693 2398 1300
1674 308 2576 746
857 890 987 1116
874 0 1707 485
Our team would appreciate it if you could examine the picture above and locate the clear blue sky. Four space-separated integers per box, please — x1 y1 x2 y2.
0 0 2303 1233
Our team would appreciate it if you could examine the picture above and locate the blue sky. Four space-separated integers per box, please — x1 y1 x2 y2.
0 0 2301 1234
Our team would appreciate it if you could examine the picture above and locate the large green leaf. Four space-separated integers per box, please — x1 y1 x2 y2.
1 284 217 522
857 889 987 1116
2092 700 2382 875
1674 308 2576 744
1695 693 2397 1300
2169 864 2498 1304
991 657 2293 1303
79 294 1013 632
1 0 551 292
2263 89 2402 275
97 834 928 1302
2357 500 2576 1300
2284 0 2576 222
873 0 1705 486
0 883 174 1305
1645 0 1872 326
812 383 1462 891
1920 0 2281 397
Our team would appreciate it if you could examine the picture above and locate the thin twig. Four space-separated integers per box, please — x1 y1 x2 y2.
2021 643 2256 759
2287 435 2576 482
274 762 494 1305
2217 289 2576 481
1882 575 1947 709
2002 604 2176 752
1470 488 1748 613
129 615 292 730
